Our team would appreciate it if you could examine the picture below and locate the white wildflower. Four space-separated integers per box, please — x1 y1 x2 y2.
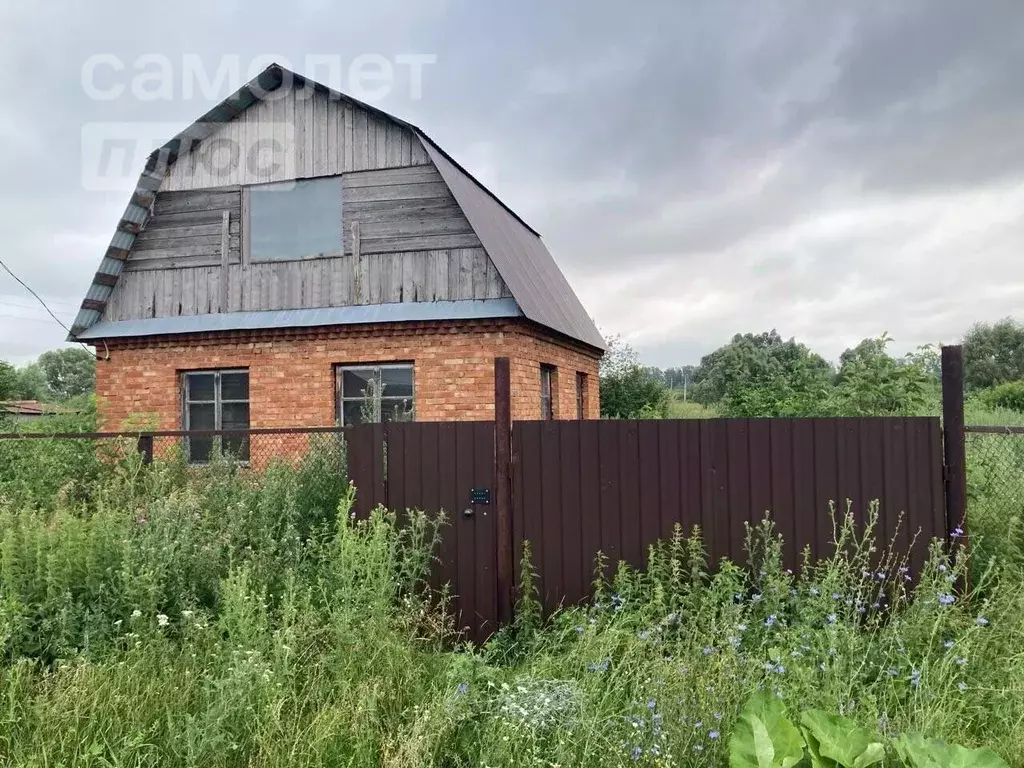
130 609 142 620
157 613 169 627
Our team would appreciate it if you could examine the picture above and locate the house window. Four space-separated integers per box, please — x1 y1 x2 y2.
576 372 588 420
182 369 250 463
246 176 343 262
337 363 414 425
540 364 556 420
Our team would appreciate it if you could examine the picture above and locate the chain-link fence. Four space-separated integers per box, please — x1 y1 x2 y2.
965 426 1024 518
0 427 351 509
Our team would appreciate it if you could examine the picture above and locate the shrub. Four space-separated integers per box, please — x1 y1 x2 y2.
980 381 1024 413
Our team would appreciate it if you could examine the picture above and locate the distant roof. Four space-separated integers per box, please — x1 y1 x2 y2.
77 299 522 340
0 401 74 416
69 64 604 352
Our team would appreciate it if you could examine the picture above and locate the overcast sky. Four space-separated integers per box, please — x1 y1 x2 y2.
1 1 1022 367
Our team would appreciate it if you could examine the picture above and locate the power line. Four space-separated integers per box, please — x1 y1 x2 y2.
0 257 98 356
0 295 81 311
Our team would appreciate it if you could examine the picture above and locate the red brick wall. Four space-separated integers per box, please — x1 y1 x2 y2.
95 319 601 430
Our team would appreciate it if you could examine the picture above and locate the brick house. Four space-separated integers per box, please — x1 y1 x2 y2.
70 65 604 458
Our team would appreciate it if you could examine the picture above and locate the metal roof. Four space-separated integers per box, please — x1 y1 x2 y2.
76 299 522 340
70 64 604 352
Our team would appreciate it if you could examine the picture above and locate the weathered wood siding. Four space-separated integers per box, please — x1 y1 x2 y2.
126 188 241 272
162 85 429 192
104 247 511 320
102 87 512 323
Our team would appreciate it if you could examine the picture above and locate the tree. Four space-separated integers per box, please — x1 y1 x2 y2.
0 360 17 400
963 318 1024 390
598 335 670 418
14 363 51 401
690 330 833 417
831 334 930 416
600 366 670 419
37 348 96 400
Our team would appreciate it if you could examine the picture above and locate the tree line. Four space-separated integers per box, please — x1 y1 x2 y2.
0 348 96 403
600 318 1024 419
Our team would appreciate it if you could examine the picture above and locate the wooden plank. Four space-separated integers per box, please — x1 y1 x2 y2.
343 166 444 188
458 248 474 299
344 103 354 171
344 181 452 203
153 189 241 215
123 255 229 272
410 133 429 165
357 216 474 239
142 208 239 230
81 298 106 312
134 223 225 242
180 268 196 315
343 199 464 220
357 233 481 256
93 271 119 287
219 210 230 310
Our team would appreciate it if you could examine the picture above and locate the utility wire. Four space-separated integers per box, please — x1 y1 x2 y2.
0 257 100 358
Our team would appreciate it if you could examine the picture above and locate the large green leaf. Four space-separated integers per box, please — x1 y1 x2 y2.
894 734 1009 768
729 692 806 768
800 710 885 768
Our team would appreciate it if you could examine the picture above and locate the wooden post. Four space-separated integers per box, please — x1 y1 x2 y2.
941 345 967 546
137 434 154 465
494 356 514 625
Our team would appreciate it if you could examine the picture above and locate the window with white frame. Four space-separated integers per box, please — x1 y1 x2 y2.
336 364 414 425
246 176 343 262
182 369 250 463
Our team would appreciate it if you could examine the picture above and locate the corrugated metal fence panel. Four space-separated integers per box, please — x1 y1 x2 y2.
347 423 386 517
383 421 496 643
512 417 945 612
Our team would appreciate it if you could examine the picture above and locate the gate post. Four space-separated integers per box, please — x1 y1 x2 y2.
941 345 967 547
494 356 514 624
136 434 154 465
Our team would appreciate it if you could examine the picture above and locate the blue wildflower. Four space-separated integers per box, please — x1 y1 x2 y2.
588 658 610 673
774 664 786 674
575 625 584 633
938 593 956 606
910 669 921 687
647 699 657 710
944 640 954 649
703 646 714 655
976 616 989 626
765 614 777 627
827 613 838 624
714 712 723 720
752 593 763 603
956 657 967 666
810 587 820 596
938 564 948 572
952 526 964 538
456 682 469 695
638 630 650 640
631 746 642 761
958 681 968 692
709 730 720 740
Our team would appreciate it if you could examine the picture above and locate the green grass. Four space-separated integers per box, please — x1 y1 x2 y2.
0 436 1023 765
665 392 718 419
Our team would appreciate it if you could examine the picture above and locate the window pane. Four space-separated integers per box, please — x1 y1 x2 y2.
540 367 552 397
220 371 249 401
188 403 216 431
380 366 413 398
342 400 368 426
342 368 376 398
186 373 216 402
221 402 250 431
189 437 214 463
250 177 343 262
381 398 414 423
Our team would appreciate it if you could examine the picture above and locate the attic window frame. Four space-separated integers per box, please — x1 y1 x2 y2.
242 176 345 265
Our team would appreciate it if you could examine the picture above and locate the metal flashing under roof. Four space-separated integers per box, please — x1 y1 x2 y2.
70 63 605 352
76 299 522 340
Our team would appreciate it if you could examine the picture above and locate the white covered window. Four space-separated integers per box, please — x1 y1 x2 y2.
246 176 343 262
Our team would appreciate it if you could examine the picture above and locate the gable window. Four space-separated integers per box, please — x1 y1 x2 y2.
540 364 556 420
246 176 343 262
182 369 250 463
337 363 414 425
576 372 588 420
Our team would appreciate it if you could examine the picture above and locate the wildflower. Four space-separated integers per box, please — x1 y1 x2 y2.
819 663 827 671
736 623 747 632
752 593 763 603
113 619 123 628
457 683 469 695
647 699 657 710
910 669 921 688
631 746 642 761
764 614 777 628
827 613 838 625
958 681 968 692
575 625 584 633
952 526 964 538
702 646 714 655
955 657 967 666
727 635 741 649
938 593 956 606
943 640 954 649
709 730 720 740
666 612 678 624
182 610 194 620
976 616 989 626
774 664 786 674
130 609 142 620
810 587 820 596
694 720 703 729
693 744 704 753
157 614 169 627
938 564 948 572
638 630 650 640
887 668 899 677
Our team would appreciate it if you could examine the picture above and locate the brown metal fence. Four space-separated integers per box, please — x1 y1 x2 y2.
512 417 947 610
